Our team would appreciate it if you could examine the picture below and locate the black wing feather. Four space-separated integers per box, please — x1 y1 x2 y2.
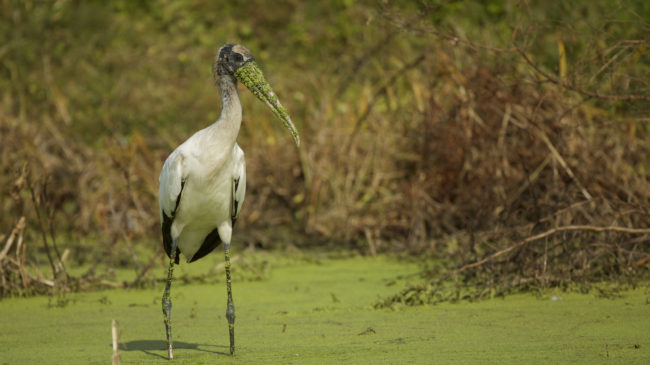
162 180 185 264
188 228 222 263
232 176 241 228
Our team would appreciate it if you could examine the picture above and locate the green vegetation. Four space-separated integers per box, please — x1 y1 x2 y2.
1 0 649 306
1 256 648 364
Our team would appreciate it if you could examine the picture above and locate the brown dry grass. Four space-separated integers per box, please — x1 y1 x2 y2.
1 1 649 298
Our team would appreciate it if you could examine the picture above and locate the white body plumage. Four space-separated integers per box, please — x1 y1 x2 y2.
158 74 246 263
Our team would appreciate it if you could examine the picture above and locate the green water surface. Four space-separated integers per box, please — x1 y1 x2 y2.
1 255 648 364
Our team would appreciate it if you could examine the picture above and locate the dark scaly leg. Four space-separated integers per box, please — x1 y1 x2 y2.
224 242 235 355
162 239 178 359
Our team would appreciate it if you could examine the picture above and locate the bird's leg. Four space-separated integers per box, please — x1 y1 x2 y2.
162 239 178 359
224 242 235 355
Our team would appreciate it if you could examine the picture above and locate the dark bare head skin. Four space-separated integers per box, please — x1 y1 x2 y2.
213 44 255 78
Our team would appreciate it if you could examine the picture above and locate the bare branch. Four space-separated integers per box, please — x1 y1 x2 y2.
431 225 650 285
515 44 650 102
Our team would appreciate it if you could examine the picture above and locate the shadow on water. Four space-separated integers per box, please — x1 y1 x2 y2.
118 340 229 359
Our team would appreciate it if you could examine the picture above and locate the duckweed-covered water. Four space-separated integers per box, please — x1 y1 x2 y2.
1 255 648 364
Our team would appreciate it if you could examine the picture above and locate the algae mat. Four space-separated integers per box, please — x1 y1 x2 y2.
0 256 648 364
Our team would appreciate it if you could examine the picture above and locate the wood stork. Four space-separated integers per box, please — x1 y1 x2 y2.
158 43 300 359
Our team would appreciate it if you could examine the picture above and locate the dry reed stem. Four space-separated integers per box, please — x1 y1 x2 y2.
0 217 25 261
28 181 58 280
535 128 592 200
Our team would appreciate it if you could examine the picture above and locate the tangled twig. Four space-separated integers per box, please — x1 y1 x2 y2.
432 225 650 286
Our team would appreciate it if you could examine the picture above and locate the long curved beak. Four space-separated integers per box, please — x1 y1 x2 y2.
234 61 300 147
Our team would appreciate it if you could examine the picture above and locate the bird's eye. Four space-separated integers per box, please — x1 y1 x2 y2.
233 53 244 62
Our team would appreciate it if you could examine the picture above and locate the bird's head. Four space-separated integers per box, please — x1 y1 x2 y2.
214 44 254 76
214 43 300 147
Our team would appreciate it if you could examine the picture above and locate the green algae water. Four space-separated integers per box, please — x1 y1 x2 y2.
1 255 648 364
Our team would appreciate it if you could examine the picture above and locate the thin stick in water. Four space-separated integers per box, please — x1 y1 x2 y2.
112 319 120 365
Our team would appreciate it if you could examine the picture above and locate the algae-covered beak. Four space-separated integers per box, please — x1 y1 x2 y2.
234 61 300 147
